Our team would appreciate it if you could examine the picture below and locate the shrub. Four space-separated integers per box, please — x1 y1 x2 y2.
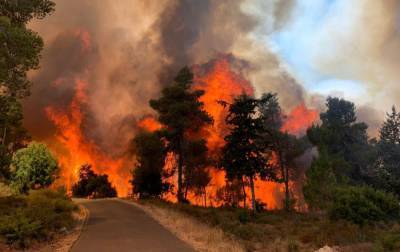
0 189 77 248
329 186 400 225
72 164 117 198
10 142 58 194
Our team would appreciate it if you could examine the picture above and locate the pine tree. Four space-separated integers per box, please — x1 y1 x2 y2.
220 94 276 212
150 67 213 202
376 106 400 194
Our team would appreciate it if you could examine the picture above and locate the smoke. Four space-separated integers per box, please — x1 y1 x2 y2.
256 0 400 135
25 0 310 158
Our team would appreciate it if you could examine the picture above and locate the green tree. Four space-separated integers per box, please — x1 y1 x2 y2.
150 67 213 202
0 0 55 25
0 0 55 180
303 149 337 211
0 0 55 97
307 97 370 183
258 92 306 211
220 94 276 212
10 142 58 193
373 106 400 195
329 186 400 225
130 131 168 199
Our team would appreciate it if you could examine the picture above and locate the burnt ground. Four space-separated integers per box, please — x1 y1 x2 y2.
71 199 194 252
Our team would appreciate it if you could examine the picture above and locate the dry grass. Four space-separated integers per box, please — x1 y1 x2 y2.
122 199 400 252
0 183 13 197
121 199 245 252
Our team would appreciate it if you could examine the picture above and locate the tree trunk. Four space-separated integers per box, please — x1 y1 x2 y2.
249 175 256 213
184 183 189 201
279 150 290 211
203 189 207 207
1 127 6 146
177 135 184 203
284 165 290 211
241 177 247 209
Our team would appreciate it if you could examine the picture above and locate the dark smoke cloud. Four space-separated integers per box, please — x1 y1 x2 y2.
26 0 311 157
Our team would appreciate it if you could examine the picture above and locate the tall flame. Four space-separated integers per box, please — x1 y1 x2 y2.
282 103 319 135
45 79 130 196
45 56 319 207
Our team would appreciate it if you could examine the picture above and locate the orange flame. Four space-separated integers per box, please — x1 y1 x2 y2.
193 57 254 151
282 103 319 135
191 57 285 208
45 79 130 196
137 116 162 132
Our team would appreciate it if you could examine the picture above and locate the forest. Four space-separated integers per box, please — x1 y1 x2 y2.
1 0 400 251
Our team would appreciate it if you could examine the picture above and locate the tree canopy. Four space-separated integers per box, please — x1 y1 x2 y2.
10 142 58 193
130 131 168 199
220 94 277 212
150 67 213 202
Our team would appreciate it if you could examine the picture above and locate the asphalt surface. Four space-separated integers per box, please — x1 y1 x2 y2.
71 199 194 252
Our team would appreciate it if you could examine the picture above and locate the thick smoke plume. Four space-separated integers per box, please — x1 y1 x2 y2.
27 0 309 157
25 0 316 199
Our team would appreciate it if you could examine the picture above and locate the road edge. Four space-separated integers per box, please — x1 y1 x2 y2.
118 198 245 252
68 204 90 252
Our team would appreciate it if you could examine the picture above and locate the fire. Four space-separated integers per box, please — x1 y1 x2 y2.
193 57 254 151
45 79 130 196
45 53 318 206
192 57 284 208
282 103 319 135
137 116 162 132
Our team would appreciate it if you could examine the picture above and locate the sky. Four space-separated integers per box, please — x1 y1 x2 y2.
250 0 400 122
270 0 366 99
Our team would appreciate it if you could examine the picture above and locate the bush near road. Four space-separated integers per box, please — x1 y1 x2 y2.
0 188 78 248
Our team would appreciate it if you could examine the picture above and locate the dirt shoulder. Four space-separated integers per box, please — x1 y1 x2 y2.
121 199 245 252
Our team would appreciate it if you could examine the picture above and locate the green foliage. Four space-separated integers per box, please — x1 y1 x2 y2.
0 0 55 25
0 0 54 184
303 150 337 210
72 164 117 198
150 67 212 202
329 186 400 225
0 188 76 248
220 94 277 211
371 106 400 196
0 144 12 180
10 142 58 193
307 97 371 183
376 233 400 251
130 131 168 198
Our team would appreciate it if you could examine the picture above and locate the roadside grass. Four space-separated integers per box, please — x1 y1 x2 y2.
0 188 79 249
139 199 400 251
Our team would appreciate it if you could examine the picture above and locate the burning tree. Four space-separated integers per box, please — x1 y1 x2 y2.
150 67 213 203
220 94 277 212
258 93 307 211
182 139 211 204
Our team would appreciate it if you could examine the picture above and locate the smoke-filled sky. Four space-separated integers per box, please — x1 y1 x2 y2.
26 0 400 154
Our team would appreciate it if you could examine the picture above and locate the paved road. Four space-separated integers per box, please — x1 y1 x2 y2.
71 199 194 252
